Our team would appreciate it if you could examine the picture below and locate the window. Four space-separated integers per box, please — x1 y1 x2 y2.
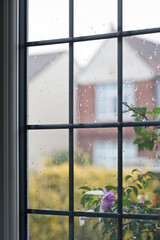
96 83 117 120
93 140 137 169
96 82 135 121
19 1 160 240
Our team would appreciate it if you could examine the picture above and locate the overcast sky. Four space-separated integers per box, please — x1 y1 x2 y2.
28 0 160 66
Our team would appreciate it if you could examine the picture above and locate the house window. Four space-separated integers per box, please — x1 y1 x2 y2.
19 0 160 240
93 140 137 169
96 83 117 120
96 82 134 121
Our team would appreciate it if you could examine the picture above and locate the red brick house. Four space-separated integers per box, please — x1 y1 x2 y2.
75 37 160 170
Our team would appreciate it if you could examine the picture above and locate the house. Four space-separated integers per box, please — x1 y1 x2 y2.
76 37 160 170
28 37 160 170
28 50 80 169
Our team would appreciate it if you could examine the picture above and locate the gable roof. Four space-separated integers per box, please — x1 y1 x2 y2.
77 37 159 85
127 37 160 75
28 52 65 80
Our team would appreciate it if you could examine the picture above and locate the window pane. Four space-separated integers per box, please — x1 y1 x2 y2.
123 0 160 31
28 130 69 210
75 217 118 240
74 0 117 37
74 39 117 123
28 0 69 41
29 215 69 240
123 127 160 214
123 219 160 239
74 128 118 212
123 34 160 122
27 44 69 124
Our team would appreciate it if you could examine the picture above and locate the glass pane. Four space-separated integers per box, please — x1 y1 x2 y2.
27 44 69 124
74 128 118 212
123 0 160 31
74 0 117 37
28 130 69 210
28 0 69 41
74 39 117 123
123 127 160 215
29 215 68 240
123 34 160 122
75 217 118 240
123 219 160 239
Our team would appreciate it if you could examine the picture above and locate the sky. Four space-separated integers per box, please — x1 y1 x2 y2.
28 0 160 66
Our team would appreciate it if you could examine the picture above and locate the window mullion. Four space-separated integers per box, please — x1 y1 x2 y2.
69 0 74 239
117 0 123 239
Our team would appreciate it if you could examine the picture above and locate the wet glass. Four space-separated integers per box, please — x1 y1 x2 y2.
123 127 160 214
28 130 69 210
75 217 118 240
123 0 160 31
123 219 160 239
74 0 117 37
27 44 69 124
74 128 118 211
74 39 117 123
29 215 69 240
123 34 160 122
28 0 69 41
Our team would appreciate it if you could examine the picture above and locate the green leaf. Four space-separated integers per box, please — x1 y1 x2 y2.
146 111 153 114
105 185 116 191
134 127 143 135
136 183 143 189
130 185 138 196
80 195 87 207
93 222 99 230
123 199 131 207
152 107 160 114
146 171 157 177
123 194 130 200
125 175 133 181
132 168 141 173
126 188 132 195
78 186 91 191
144 200 152 205
110 232 117 240
129 220 136 231
142 180 148 189
153 190 160 195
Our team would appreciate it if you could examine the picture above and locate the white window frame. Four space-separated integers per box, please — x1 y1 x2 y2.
0 0 19 240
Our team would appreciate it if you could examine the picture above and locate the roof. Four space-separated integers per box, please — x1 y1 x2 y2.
127 37 160 74
28 52 65 80
77 37 159 85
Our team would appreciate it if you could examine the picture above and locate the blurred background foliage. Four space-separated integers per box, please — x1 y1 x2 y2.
29 149 160 239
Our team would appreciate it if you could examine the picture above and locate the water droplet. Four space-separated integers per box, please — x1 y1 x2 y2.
149 55 152 59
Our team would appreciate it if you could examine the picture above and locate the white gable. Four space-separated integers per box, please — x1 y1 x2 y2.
77 38 156 85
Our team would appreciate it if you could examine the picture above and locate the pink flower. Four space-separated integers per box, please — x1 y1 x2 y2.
100 188 116 212
154 138 160 160
137 193 150 203
79 210 94 226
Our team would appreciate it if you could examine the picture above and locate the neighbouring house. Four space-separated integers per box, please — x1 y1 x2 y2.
76 37 160 170
28 37 160 170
